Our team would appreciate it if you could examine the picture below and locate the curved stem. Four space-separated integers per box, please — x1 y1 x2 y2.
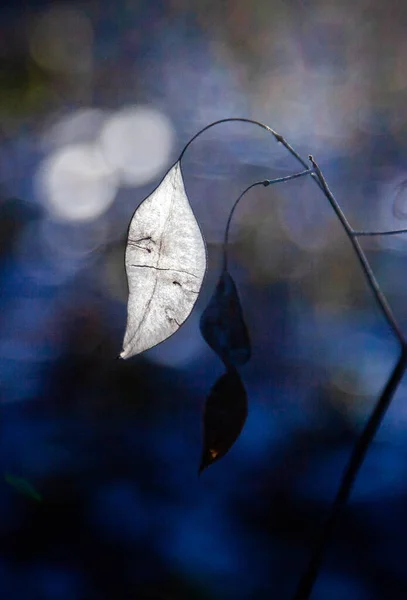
222 181 266 272
178 117 324 191
222 169 312 270
178 118 280 162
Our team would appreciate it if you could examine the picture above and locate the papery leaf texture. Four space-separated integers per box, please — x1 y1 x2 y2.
199 367 248 473
4 473 42 502
120 161 207 359
200 269 251 366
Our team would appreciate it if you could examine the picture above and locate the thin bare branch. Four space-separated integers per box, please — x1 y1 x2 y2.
309 156 405 348
292 347 407 600
353 228 407 236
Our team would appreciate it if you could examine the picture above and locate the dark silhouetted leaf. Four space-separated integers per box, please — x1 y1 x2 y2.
199 368 247 473
121 161 207 358
4 473 42 502
200 270 251 366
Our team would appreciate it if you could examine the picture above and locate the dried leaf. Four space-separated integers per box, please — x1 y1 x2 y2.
199 368 248 473
120 162 206 359
4 473 42 502
200 270 251 367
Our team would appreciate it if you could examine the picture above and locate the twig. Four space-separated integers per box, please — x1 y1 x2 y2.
353 228 407 236
308 156 405 348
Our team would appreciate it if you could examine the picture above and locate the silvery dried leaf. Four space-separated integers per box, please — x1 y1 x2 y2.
199 270 251 367
120 161 206 359
199 367 248 473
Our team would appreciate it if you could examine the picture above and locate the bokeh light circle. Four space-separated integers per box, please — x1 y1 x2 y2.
36 144 117 222
99 106 175 186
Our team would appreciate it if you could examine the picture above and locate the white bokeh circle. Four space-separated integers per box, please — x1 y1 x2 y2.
36 144 117 222
99 106 174 186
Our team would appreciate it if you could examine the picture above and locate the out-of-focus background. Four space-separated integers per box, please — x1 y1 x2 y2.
2 1 407 598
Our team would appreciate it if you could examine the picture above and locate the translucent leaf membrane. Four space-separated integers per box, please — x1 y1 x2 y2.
120 161 207 359
199 368 248 473
200 270 251 367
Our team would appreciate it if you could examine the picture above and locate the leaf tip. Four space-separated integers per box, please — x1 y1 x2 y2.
198 455 211 475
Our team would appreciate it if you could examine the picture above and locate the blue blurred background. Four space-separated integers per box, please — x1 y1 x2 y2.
1 1 407 598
